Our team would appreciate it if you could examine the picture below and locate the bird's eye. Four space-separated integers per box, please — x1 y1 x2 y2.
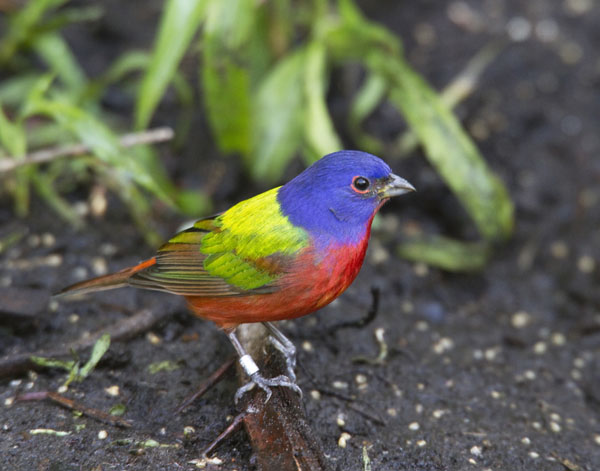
351 176 371 193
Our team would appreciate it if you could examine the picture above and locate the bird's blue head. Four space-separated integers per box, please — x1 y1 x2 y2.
278 150 415 247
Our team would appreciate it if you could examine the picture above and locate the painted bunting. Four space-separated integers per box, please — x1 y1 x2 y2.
58 150 415 401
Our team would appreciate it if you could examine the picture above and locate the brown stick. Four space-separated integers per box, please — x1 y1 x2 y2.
236 324 330 471
0 308 172 378
176 356 236 414
16 391 132 428
0 127 174 173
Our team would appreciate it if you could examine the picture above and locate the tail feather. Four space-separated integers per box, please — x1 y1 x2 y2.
54 257 157 298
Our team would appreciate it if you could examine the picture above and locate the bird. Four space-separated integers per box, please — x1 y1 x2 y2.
57 150 415 402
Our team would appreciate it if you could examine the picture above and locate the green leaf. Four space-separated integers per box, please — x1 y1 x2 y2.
30 356 76 372
251 49 307 182
0 105 26 156
202 38 252 154
135 0 207 129
302 41 342 163
397 235 491 272
348 71 387 154
0 0 69 63
373 53 513 241
77 333 110 380
33 32 87 94
148 360 180 374
109 403 127 416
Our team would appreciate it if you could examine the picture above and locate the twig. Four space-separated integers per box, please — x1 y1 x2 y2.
0 308 173 378
0 126 175 173
176 357 236 414
201 410 248 457
16 391 132 428
236 324 330 471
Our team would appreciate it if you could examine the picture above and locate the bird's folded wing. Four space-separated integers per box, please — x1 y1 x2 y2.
130 210 308 297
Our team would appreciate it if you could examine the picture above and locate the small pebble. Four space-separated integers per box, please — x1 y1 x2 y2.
159 427 166 436
490 390 502 399
98 430 108 440
355 374 368 390
336 413 346 427
183 426 195 437
524 370 536 380
91 257 108 276
550 413 561 422
310 390 321 400
68 314 80 324
506 16 532 42
549 422 561 433
415 404 424 414
594 434 600 446
529 451 539 459
41 233 56 247
4 397 14 407
432 409 447 419
470 446 483 457
387 408 398 417
105 385 120 397
550 241 569 259
533 342 547 355
535 19 559 42
332 381 348 390
57 385 68 394
433 337 454 354
9 380 22 388
521 437 531 445
564 0 593 15
301 341 314 352
573 357 585 369
532 422 542 430
577 255 595 274
485 347 500 361
72 266 88 280
416 439 427 447
559 40 583 64
413 263 429 277
512 311 531 328
408 422 420 431
146 332 162 345
551 332 566 346
338 432 351 448
468 458 477 465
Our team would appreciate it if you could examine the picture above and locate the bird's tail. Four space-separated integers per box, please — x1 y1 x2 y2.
54 257 157 298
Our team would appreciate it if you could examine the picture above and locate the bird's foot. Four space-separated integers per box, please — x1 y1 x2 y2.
234 372 302 404
267 335 297 382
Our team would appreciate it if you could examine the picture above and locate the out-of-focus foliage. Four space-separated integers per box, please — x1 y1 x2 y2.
0 1 208 244
0 0 514 268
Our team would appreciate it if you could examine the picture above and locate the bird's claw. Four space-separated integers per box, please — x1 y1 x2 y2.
234 373 302 404
267 335 297 382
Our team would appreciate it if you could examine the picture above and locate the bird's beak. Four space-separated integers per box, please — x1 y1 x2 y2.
378 174 416 198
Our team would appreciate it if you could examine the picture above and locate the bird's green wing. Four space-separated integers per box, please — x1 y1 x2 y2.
130 188 309 296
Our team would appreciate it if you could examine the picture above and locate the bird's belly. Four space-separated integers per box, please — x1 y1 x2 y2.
186 240 368 330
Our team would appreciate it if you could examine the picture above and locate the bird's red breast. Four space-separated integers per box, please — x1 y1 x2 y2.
186 232 370 331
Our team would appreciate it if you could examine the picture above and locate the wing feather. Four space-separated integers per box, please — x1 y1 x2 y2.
129 190 309 297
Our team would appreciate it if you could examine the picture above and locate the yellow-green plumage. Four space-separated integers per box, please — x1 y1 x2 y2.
130 187 309 294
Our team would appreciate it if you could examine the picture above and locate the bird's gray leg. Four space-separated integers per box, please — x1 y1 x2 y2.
262 321 297 382
227 330 301 404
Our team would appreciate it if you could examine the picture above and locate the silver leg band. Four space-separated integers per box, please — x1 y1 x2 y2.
239 354 259 377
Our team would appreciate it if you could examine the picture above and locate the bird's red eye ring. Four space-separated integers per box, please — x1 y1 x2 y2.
351 176 371 194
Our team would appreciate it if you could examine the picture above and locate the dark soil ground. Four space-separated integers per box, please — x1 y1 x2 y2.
1 0 600 470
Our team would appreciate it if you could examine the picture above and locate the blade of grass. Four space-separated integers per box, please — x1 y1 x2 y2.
0 0 68 63
78 333 110 379
135 0 206 129
302 40 342 163
251 48 307 182
398 235 491 272
33 32 87 94
373 52 513 241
